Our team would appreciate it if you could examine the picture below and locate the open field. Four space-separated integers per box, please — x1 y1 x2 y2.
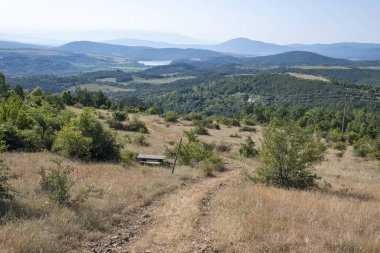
294 66 352 70
0 112 379 252
69 83 135 92
128 75 196 85
287 72 331 82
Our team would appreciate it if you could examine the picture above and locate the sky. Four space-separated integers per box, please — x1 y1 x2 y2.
0 0 379 44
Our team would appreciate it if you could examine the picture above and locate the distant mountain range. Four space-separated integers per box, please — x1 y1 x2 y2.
55 41 223 61
1 38 380 77
105 37 380 60
2 37 380 60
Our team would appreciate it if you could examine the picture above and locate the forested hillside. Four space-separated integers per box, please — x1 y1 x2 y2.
138 74 379 115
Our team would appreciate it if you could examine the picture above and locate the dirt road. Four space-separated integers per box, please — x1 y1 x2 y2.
81 160 246 253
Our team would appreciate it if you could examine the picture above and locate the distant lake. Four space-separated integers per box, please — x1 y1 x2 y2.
138 60 172 66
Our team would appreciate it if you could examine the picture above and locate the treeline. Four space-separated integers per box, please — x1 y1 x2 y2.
0 73 119 160
280 67 380 87
141 74 380 116
6 70 133 93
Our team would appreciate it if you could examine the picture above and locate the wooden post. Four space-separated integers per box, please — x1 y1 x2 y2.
172 138 183 174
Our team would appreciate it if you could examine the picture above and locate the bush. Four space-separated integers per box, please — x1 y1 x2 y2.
133 134 148 146
353 137 380 159
332 141 347 152
63 109 120 161
112 111 127 122
106 118 125 130
0 160 13 203
53 124 92 159
199 156 224 177
39 160 73 204
194 125 209 135
239 126 256 132
327 129 345 143
39 160 103 205
125 116 148 133
163 111 180 122
218 117 240 127
182 112 204 121
170 130 218 167
242 116 256 126
256 124 325 189
120 150 138 168
215 141 231 152
146 106 161 115
239 136 259 158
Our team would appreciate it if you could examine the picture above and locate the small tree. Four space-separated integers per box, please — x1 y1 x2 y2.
163 111 179 122
112 111 127 122
239 136 259 158
52 124 92 159
0 128 13 202
256 124 325 189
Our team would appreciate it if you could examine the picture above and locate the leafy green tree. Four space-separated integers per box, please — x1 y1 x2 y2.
112 111 127 122
256 124 325 189
239 136 259 158
0 127 13 202
74 109 120 160
62 90 75 106
163 111 179 122
13 85 25 100
53 124 92 159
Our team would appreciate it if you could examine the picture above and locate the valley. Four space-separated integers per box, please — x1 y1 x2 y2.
1 2 380 252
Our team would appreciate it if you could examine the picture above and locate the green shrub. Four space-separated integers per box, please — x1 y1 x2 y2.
183 112 204 121
353 137 380 159
0 160 13 203
120 150 138 168
112 111 127 122
39 160 103 205
133 134 148 146
256 124 325 189
170 130 218 167
332 141 347 152
106 118 125 130
327 129 345 143
215 141 231 153
125 116 148 133
199 156 224 177
53 124 92 159
242 116 256 126
70 109 120 161
146 106 160 115
239 136 259 158
39 160 73 204
239 126 256 132
194 125 209 135
344 131 359 145
218 117 240 127
163 111 180 122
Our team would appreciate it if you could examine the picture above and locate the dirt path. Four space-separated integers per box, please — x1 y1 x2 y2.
81 160 246 253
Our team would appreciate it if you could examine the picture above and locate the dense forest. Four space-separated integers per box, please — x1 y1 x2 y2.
6 70 132 93
137 74 379 115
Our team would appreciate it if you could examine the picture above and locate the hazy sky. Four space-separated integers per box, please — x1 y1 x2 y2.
0 0 379 44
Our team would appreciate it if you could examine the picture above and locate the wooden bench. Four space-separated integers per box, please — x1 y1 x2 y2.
137 154 166 166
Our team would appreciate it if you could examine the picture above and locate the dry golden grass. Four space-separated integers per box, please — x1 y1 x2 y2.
0 152 200 253
208 148 380 253
1 111 378 253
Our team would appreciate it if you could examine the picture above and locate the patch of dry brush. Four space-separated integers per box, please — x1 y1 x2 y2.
209 149 380 253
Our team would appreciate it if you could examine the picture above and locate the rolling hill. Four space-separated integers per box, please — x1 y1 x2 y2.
56 41 224 61
104 37 380 60
0 40 47 49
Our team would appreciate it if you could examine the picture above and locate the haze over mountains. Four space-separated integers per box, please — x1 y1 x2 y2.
1 33 380 77
104 37 380 60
